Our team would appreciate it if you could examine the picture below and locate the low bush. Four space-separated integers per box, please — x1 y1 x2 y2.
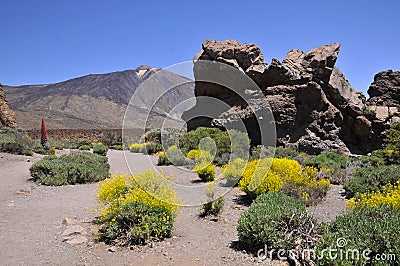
21 148 33 156
374 149 400 165
78 145 91 151
237 192 320 252
110 144 123 150
33 145 46 155
0 128 33 156
93 143 108 156
143 142 163 154
77 140 92 148
316 205 400 266
222 158 247 186
193 161 216 182
347 180 400 209
0 141 26 154
238 158 330 204
129 143 145 153
96 171 179 245
304 152 349 173
386 121 400 150
30 152 110 185
165 145 186 166
343 165 400 198
201 182 224 217
250 145 299 160
157 151 171 166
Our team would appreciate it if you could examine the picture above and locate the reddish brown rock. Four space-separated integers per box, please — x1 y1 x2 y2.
0 84 17 127
184 40 381 154
368 70 400 106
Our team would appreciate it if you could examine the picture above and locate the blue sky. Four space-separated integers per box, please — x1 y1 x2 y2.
1 0 399 95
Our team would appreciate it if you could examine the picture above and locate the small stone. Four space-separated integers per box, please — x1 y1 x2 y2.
108 246 118 253
62 225 85 236
66 236 88 245
172 236 177 239
62 218 76 226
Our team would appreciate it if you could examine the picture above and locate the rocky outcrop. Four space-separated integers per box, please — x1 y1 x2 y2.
0 83 17 127
184 40 380 154
368 70 400 106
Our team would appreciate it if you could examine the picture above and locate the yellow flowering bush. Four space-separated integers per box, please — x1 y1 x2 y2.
238 158 330 203
193 161 216 181
96 170 180 245
129 143 146 153
347 180 400 209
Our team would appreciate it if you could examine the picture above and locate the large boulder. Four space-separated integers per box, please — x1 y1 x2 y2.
184 40 380 154
367 70 400 106
0 84 17 127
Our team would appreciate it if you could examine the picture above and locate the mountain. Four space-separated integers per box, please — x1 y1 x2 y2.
3 65 195 130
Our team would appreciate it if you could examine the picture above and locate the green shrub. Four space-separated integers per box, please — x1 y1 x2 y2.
237 192 320 251
110 144 123 150
30 152 110 185
93 143 108 156
143 142 162 154
363 107 377 120
316 205 400 266
374 149 400 165
305 152 349 172
0 141 25 154
0 128 33 155
98 201 174 245
21 148 33 156
165 145 186 166
386 121 400 150
201 182 224 217
33 145 46 155
96 171 180 245
77 140 91 147
179 127 230 156
343 165 400 198
78 145 91 151
250 145 299 160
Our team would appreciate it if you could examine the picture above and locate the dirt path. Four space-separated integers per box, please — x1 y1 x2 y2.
0 150 347 265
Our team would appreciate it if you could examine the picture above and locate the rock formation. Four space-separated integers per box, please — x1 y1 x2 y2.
184 40 383 154
0 83 17 127
365 69 400 129
368 70 400 106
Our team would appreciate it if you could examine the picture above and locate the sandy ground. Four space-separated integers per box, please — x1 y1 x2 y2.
0 150 347 266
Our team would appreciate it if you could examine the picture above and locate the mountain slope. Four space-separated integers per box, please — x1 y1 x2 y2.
3 65 194 130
